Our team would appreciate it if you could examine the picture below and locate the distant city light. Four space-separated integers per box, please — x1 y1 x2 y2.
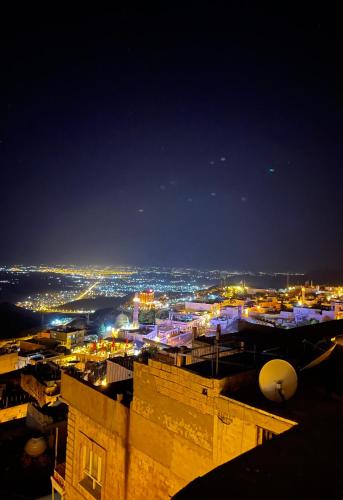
50 317 71 326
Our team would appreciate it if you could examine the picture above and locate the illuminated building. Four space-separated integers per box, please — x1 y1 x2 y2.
139 288 155 307
185 300 222 313
49 327 85 349
114 313 130 329
293 306 334 324
332 300 343 319
53 358 296 499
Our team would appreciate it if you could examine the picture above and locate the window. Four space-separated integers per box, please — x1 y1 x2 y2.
257 427 275 445
79 433 105 500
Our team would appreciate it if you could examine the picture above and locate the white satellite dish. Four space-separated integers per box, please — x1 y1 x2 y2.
259 359 298 402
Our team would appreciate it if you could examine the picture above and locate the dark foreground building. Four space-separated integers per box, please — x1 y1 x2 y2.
50 320 343 499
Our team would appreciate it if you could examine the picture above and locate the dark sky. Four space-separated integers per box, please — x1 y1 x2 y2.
1 5 342 272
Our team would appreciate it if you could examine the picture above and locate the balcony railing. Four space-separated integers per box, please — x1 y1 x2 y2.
52 462 66 492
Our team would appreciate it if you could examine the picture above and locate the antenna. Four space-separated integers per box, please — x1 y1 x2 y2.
259 359 298 402
215 324 221 377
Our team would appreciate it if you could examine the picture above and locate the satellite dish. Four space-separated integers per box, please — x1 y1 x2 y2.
24 436 47 457
259 359 298 402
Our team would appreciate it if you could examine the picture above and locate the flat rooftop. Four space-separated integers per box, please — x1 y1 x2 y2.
188 299 223 304
64 367 133 405
196 319 343 359
183 352 260 379
234 318 343 342
50 327 84 333
101 378 133 404
22 362 61 382
224 348 343 424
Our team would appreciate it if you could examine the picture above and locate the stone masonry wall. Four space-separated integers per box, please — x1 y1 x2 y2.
62 361 296 500
128 360 295 498
0 403 28 424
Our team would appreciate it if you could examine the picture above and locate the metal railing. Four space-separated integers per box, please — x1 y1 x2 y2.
54 462 66 489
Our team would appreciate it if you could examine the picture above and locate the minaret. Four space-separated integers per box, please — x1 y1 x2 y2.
132 293 140 328
169 309 174 321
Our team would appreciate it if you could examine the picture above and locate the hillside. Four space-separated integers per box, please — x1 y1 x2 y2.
0 303 41 339
59 295 127 312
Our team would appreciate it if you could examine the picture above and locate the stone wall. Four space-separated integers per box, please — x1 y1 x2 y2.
62 373 129 500
61 360 296 500
0 352 18 374
128 360 295 498
0 403 28 423
20 373 59 407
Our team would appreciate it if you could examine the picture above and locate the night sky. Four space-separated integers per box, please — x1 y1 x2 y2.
1 6 342 272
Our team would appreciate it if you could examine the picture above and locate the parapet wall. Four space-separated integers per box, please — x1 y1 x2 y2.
61 361 296 500
0 352 18 374
0 403 28 423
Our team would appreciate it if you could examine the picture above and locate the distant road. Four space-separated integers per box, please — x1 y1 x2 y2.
38 280 101 313
74 281 100 301
40 309 95 314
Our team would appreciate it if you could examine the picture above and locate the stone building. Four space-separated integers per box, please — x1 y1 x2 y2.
49 327 85 349
0 351 18 374
21 363 61 407
52 353 296 499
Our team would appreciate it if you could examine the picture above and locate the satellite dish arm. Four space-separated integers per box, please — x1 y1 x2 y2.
276 381 286 402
